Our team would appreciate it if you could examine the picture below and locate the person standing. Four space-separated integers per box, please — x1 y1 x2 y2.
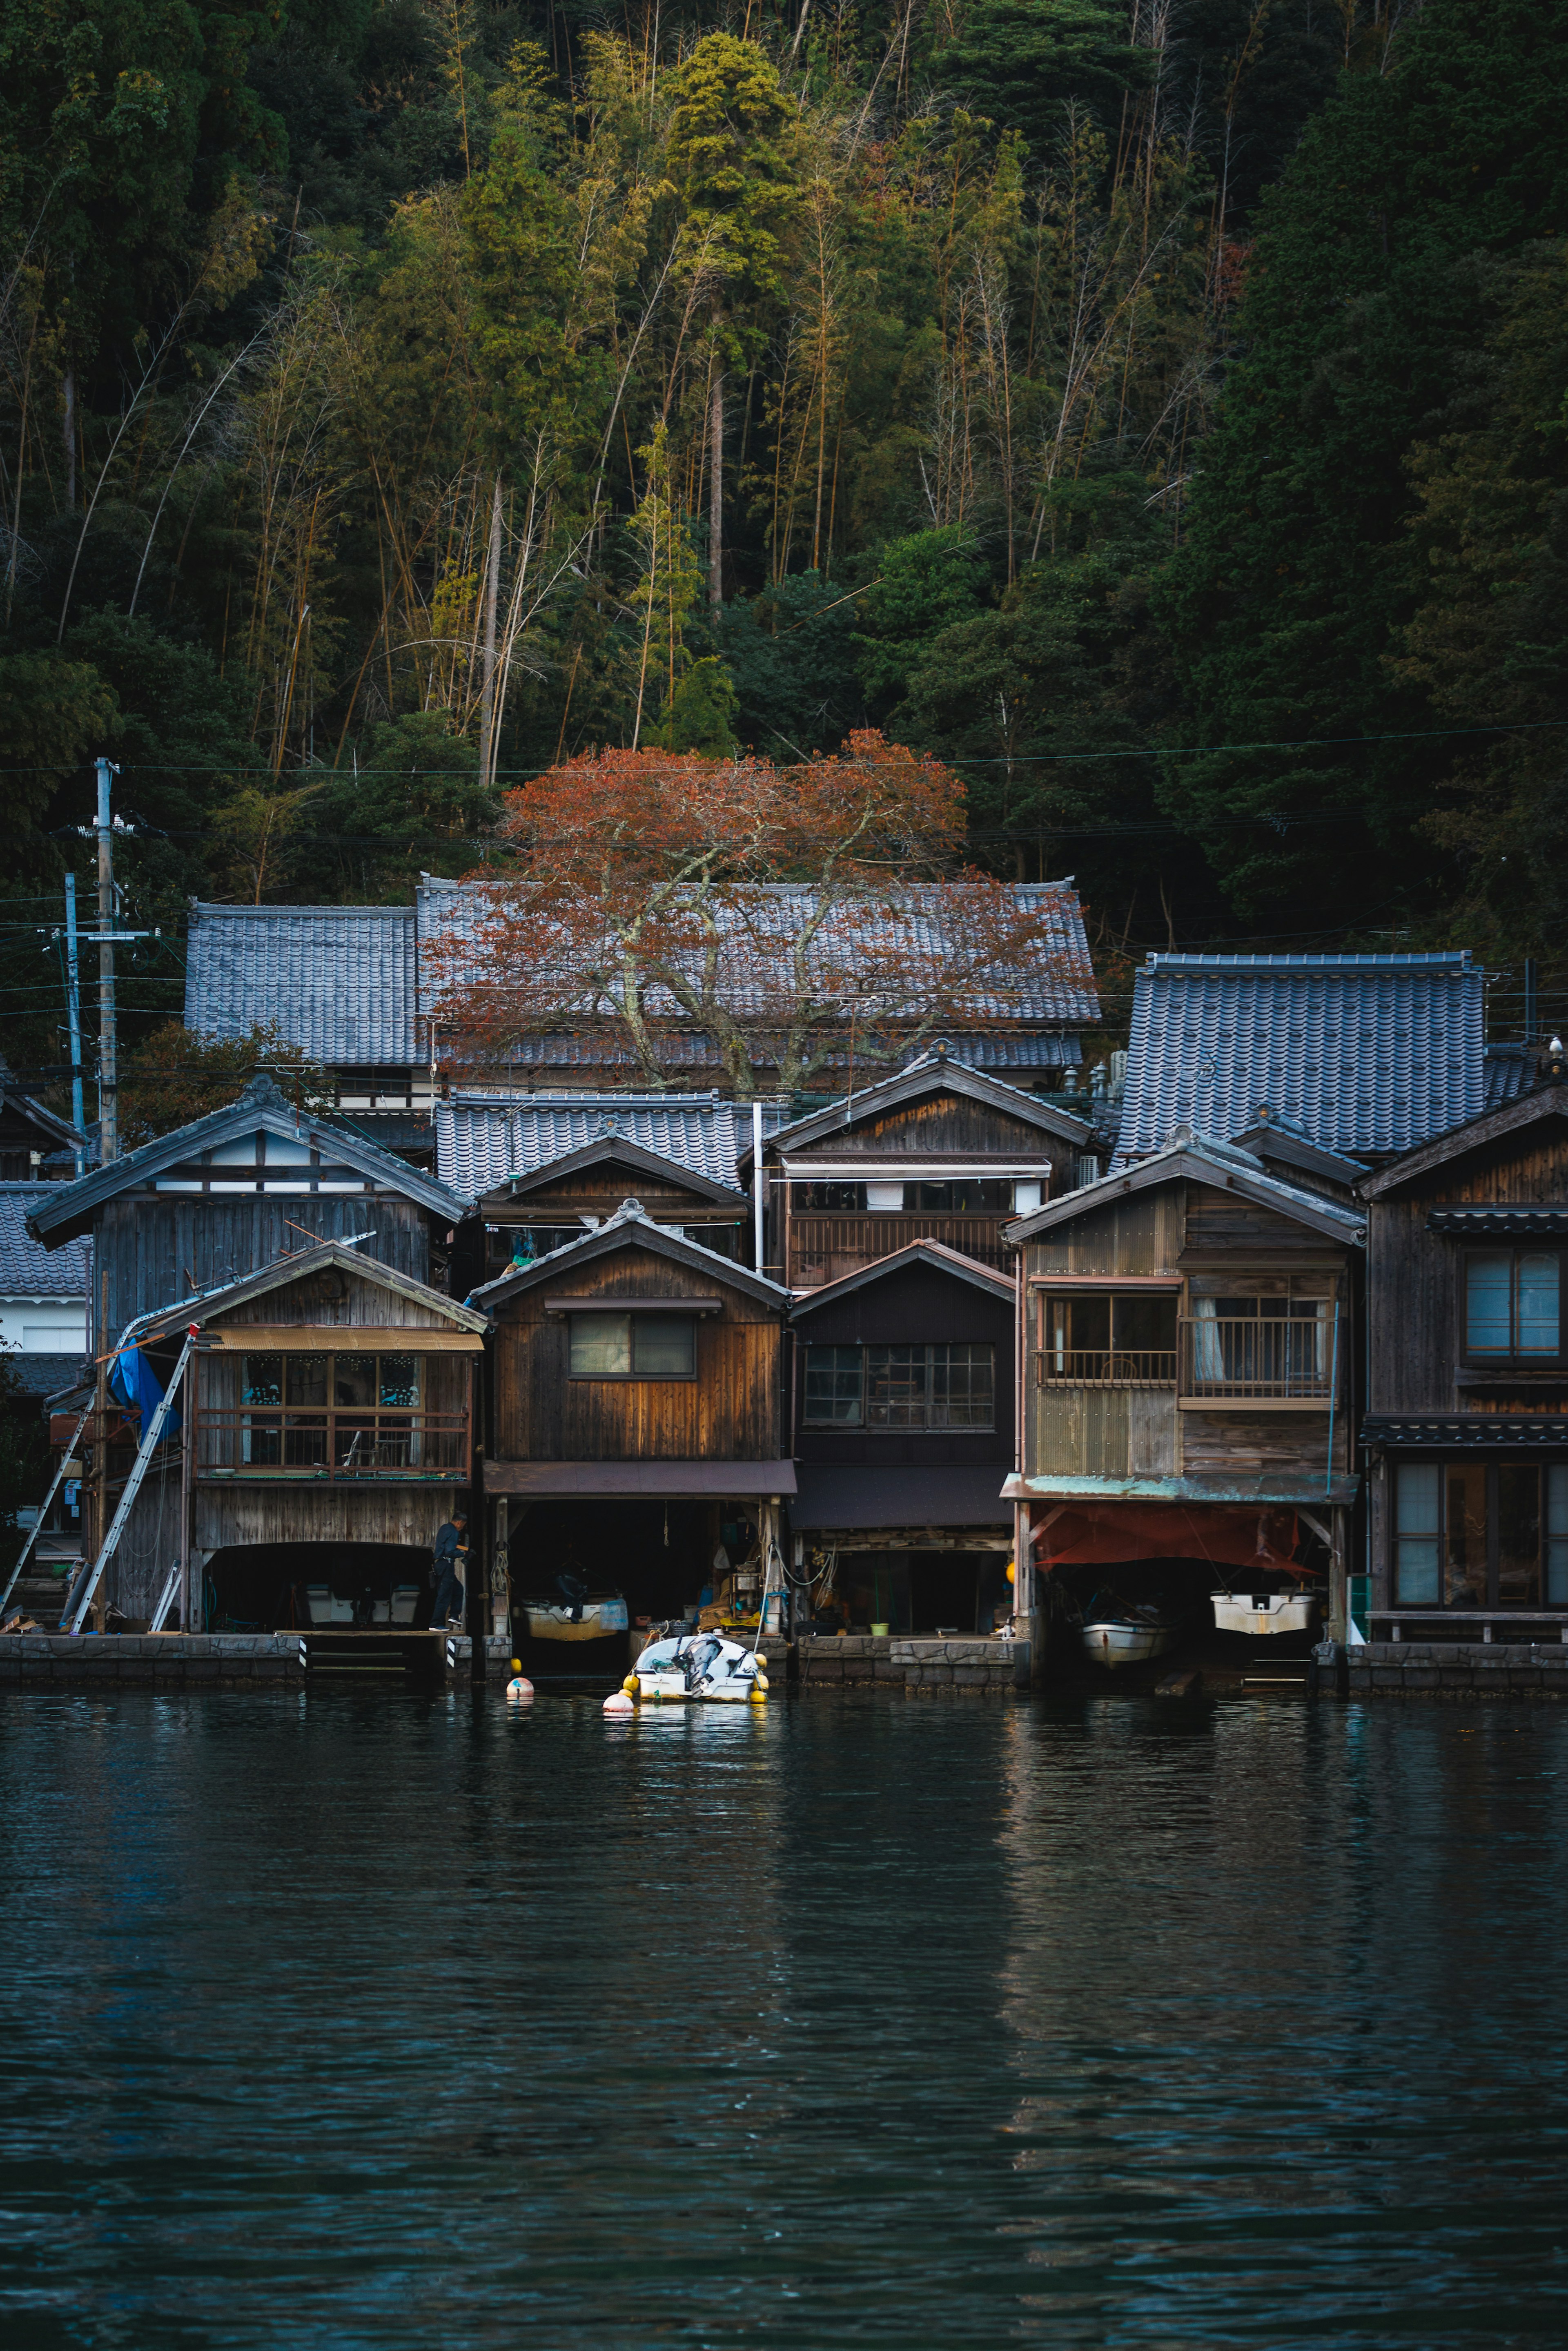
430 1511 468 1631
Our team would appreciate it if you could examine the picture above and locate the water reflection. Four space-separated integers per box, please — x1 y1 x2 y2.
0 1690 1566 2345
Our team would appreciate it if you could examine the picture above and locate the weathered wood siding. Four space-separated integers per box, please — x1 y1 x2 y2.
1369 1126 1568 1415
1033 1386 1178 1478
1180 1183 1342 1264
793 1260 1014 1469
494 1244 782 1461
96 1195 434 1345
1024 1188 1178 1277
485 1166 742 1223
805 1091 1061 1161
193 1487 453 1552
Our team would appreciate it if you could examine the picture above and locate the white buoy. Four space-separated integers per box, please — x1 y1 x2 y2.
506 1676 534 1703
603 1690 635 1716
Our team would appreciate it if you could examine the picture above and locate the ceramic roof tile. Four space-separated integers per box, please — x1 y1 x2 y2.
184 903 418 1065
418 878 1100 1026
1483 1044 1539 1112
1114 952 1484 1161
437 1094 793 1200
0 1186 91 1297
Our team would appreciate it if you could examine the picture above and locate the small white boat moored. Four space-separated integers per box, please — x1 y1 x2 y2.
1081 1615 1175 1669
523 1594 629 1642
627 1632 768 1704
1212 1589 1316 1637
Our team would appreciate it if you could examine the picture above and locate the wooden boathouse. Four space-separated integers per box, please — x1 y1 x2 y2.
475 1198 793 1651
1003 1131 1365 1641
100 1241 486 1632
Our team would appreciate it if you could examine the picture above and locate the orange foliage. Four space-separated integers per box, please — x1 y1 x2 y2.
425 733 1087 1093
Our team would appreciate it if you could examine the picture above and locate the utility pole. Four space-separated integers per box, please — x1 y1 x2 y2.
95 755 119 1164
63 873 86 1177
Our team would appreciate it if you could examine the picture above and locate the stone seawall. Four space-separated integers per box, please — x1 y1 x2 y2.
1347 1641 1568 1696
797 1633 1031 1693
0 1634 511 1688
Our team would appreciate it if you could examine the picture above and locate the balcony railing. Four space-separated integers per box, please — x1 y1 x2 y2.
1036 1348 1176 1389
791 1212 1012 1286
1179 1317 1337 1402
195 1407 470 1480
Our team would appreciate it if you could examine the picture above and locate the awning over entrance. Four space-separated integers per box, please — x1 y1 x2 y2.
1003 1472 1359 1506
485 1460 796 1498
790 1463 1009 1532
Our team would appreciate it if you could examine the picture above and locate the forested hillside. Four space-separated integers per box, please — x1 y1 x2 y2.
4 0 1568 1072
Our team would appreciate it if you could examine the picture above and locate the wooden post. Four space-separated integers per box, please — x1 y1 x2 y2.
468 1357 485 1682
93 1268 109 1629
1328 1503 1347 1645
179 1354 194 1630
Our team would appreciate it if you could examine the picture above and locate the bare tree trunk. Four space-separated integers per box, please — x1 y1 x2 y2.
708 365 723 611
477 475 502 790
62 368 76 511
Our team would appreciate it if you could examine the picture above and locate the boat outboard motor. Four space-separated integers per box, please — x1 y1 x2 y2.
555 1570 590 1624
684 1635 724 1693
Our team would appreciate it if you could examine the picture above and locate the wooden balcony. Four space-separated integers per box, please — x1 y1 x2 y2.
194 1406 470 1481
1178 1317 1339 1408
790 1212 1013 1287
1036 1348 1176 1390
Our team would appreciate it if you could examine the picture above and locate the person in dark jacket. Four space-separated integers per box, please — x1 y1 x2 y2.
430 1512 468 1630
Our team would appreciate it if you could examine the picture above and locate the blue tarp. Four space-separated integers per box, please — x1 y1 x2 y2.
109 1346 180 1434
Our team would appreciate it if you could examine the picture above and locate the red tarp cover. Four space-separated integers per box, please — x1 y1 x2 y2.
1031 1502 1301 1571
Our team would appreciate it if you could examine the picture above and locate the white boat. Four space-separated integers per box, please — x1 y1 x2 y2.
627 1632 768 1703
523 1594 629 1643
1081 1616 1175 1669
1212 1590 1315 1637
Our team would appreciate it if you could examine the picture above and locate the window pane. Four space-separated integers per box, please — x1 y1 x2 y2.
334 1355 376 1408
632 1317 694 1377
930 1344 993 1427
1517 1255 1559 1357
379 1354 421 1408
867 1345 927 1426
1396 1461 1441 1604
1444 1465 1486 1607
242 1355 281 1406
286 1355 327 1407
570 1314 631 1376
1497 1465 1540 1608
1466 1255 1512 1354
1112 1295 1176 1354
804 1345 862 1425
1546 1465 1568 1604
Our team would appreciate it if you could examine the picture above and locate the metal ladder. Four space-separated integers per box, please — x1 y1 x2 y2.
59 1332 196 1634
0 1402 92 1618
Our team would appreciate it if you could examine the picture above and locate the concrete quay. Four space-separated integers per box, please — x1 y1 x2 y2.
797 1633 1032 1693
0 1633 512 1688
1347 1641 1568 1697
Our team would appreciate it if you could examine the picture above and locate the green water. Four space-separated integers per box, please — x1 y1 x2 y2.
1 1689 1565 2347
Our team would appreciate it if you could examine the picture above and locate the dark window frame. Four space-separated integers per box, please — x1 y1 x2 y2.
1391 1454 1568 1609
1461 1248 1567 1367
566 1311 699 1382
800 1341 996 1430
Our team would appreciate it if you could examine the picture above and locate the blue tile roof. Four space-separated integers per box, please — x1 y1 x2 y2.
438 1093 791 1200
0 1185 91 1297
185 903 418 1065
1114 952 1485 1161
1483 1043 1539 1112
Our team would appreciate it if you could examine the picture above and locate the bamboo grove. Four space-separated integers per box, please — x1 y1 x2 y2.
4 0 1568 1075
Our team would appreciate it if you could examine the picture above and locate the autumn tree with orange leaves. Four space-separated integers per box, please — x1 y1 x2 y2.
425 731 1089 1093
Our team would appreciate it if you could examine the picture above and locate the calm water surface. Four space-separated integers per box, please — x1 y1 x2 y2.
2 1688 1566 2348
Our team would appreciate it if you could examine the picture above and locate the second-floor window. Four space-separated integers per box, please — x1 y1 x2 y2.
1465 1251 1561 1361
568 1313 696 1378
803 1343 994 1428
1040 1294 1177 1382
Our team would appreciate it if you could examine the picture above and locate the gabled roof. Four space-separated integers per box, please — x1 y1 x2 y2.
1229 1106 1370 1183
437 1090 785 1198
790 1239 1016 1317
475 1132 748 1210
1114 951 1484 1162
469 1197 789 1313
0 1058 84 1154
129 1241 488 1344
184 901 418 1064
1356 1083 1568 1199
0 1185 90 1297
755 1049 1092 1162
421 875 1100 1027
26 1076 466 1248
1006 1128 1367 1247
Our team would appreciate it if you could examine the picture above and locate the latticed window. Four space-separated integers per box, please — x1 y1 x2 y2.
803 1343 993 1428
